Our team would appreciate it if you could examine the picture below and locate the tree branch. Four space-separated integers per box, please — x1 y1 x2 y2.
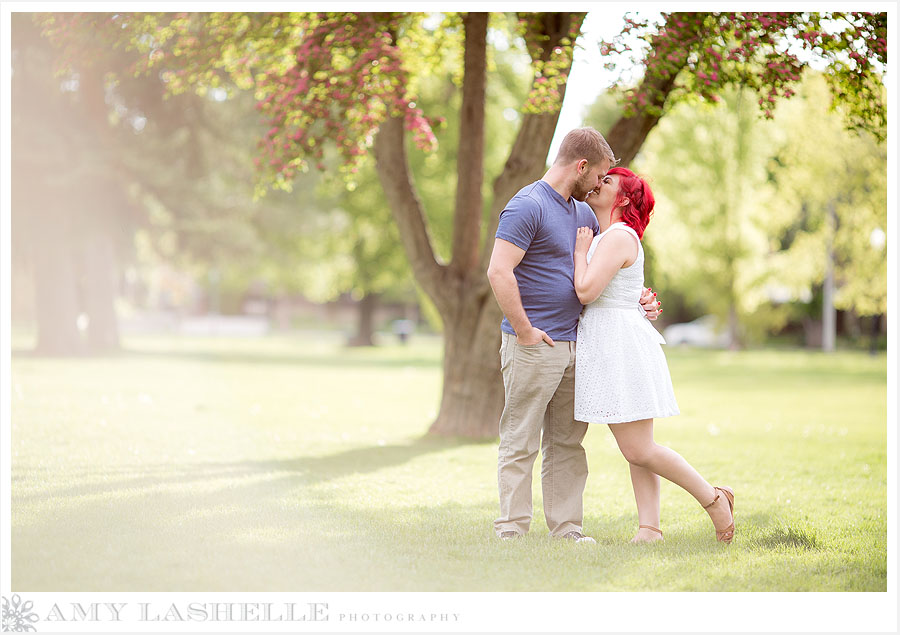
478 110 565 277
605 70 682 167
478 13 581 276
373 116 447 305
450 12 488 278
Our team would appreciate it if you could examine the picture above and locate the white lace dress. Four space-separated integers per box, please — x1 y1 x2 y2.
574 223 680 424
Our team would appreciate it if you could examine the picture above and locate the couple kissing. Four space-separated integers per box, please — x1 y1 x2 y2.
487 127 735 545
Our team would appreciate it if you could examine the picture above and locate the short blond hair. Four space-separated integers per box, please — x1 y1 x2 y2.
554 127 617 167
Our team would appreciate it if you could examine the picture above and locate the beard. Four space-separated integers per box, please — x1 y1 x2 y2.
571 172 595 201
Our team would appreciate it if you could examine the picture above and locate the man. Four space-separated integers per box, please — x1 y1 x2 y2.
486 127 660 542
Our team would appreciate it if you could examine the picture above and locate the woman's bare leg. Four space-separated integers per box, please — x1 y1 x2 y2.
628 463 662 542
608 419 733 536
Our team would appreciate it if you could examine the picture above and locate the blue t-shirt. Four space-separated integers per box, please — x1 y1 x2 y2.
495 180 600 341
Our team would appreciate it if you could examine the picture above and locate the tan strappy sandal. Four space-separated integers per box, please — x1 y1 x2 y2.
631 524 663 543
702 486 735 543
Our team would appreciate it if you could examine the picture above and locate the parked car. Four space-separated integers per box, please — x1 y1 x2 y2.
663 314 730 348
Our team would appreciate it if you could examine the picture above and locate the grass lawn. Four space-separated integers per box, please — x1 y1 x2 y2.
9 332 887 591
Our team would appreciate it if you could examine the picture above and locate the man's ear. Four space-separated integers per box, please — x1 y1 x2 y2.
577 159 588 174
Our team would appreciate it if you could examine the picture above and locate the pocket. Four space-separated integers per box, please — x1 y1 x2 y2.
514 339 545 362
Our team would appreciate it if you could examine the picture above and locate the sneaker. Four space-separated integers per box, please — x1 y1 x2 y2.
559 530 596 544
498 530 521 540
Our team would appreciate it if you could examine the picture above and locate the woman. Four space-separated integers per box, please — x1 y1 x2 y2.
573 167 735 544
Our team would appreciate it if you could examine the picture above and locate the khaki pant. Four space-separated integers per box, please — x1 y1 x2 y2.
494 332 589 536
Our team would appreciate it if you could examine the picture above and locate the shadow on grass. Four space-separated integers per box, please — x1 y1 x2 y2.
755 525 820 550
213 435 488 483
12 472 867 591
582 508 828 555
13 436 489 502
131 348 442 369
12 346 442 369
11 347 129 360
13 456 885 590
5 465 760 592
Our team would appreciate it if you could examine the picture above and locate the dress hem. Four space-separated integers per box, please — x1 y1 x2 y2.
574 409 680 425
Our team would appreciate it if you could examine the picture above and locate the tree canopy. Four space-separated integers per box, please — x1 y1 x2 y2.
31 10 888 436
601 11 886 166
635 72 886 344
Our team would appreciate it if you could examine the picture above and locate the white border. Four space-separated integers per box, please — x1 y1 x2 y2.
1 0 12 604
0 591 895 632
1 2 896 632
885 0 898 625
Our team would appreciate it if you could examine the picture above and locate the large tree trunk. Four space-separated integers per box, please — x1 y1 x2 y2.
13 25 125 356
426 13 503 437
32 199 83 355
12 16 83 355
432 104 567 439
77 66 123 353
431 286 504 438
375 12 583 438
449 13 488 278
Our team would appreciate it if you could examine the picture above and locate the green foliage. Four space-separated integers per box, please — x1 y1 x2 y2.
637 86 775 343
312 162 415 303
601 12 886 140
407 17 534 263
12 14 141 281
517 12 586 114
36 12 440 191
39 11 578 198
632 72 886 342
31 11 541 320
764 74 887 316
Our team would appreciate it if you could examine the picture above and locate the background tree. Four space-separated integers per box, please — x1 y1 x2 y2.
15 12 357 349
601 11 886 166
40 11 583 437
12 13 145 354
636 85 777 348
630 72 886 347
35 10 886 437
302 163 418 346
304 31 533 346
763 73 887 347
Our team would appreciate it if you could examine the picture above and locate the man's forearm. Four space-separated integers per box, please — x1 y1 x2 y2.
488 271 532 335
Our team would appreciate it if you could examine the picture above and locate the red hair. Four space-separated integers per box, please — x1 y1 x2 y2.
607 167 655 238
